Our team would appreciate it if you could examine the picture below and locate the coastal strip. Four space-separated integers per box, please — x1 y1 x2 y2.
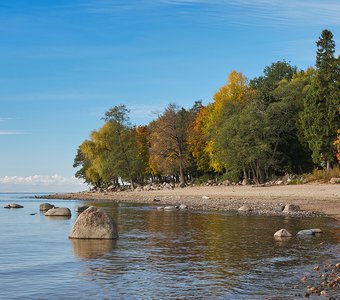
38 184 340 222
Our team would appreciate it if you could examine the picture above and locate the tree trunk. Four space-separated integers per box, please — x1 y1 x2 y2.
179 160 186 187
178 150 186 187
243 168 248 184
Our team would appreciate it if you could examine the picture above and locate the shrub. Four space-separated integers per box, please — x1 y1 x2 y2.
192 174 215 185
306 166 340 182
218 171 241 183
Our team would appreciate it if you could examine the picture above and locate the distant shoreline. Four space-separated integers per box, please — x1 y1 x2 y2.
38 183 340 223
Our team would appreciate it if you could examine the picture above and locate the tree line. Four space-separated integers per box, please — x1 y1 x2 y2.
74 29 339 188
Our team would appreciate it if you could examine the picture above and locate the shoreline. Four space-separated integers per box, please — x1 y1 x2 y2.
39 183 340 223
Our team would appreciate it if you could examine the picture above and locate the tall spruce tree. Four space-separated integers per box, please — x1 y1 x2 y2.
298 29 339 169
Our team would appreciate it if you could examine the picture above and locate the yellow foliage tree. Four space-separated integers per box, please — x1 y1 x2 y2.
201 70 252 172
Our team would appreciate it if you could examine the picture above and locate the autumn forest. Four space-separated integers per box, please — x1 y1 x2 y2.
74 29 340 189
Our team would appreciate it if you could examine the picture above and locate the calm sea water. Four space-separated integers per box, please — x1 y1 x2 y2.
0 193 339 299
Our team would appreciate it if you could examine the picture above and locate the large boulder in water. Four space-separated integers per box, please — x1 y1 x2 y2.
44 207 71 216
69 206 118 239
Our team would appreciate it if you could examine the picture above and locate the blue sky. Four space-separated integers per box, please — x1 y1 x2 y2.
0 0 339 192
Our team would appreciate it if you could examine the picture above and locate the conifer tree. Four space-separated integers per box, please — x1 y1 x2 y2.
298 29 339 169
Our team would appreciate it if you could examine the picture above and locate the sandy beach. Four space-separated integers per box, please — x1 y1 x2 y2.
42 183 340 222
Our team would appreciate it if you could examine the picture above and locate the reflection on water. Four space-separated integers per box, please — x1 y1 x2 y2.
0 194 339 299
71 239 117 259
44 215 71 220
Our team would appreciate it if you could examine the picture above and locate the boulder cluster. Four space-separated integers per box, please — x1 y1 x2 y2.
3 201 118 240
39 203 118 239
274 228 323 238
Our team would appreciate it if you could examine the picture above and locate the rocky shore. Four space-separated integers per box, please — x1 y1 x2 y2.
37 184 340 222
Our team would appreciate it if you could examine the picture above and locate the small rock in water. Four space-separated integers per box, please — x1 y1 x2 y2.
297 229 315 235
156 206 164 210
39 203 54 211
297 228 323 236
163 206 178 211
30 213 37 216
274 229 292 237
44 207 71 216
238 205 251 212
179 204 188 210
4 203 24 209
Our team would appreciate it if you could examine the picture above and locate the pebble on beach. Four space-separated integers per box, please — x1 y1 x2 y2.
298 263 340 298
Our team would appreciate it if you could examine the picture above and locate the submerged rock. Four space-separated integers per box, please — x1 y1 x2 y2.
274 229 292 237
4 203 23 209
297 228 323 235
69 206 118 239
283 204 300 213
164 206 178 211
76 205 89 213
39 203 55 211
44 207 71 216
297 229 314 235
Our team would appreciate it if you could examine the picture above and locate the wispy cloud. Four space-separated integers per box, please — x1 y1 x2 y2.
0 174 84 186
0 117 12 122
80 0 340 27
0 91 111 102
0 130 24 135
